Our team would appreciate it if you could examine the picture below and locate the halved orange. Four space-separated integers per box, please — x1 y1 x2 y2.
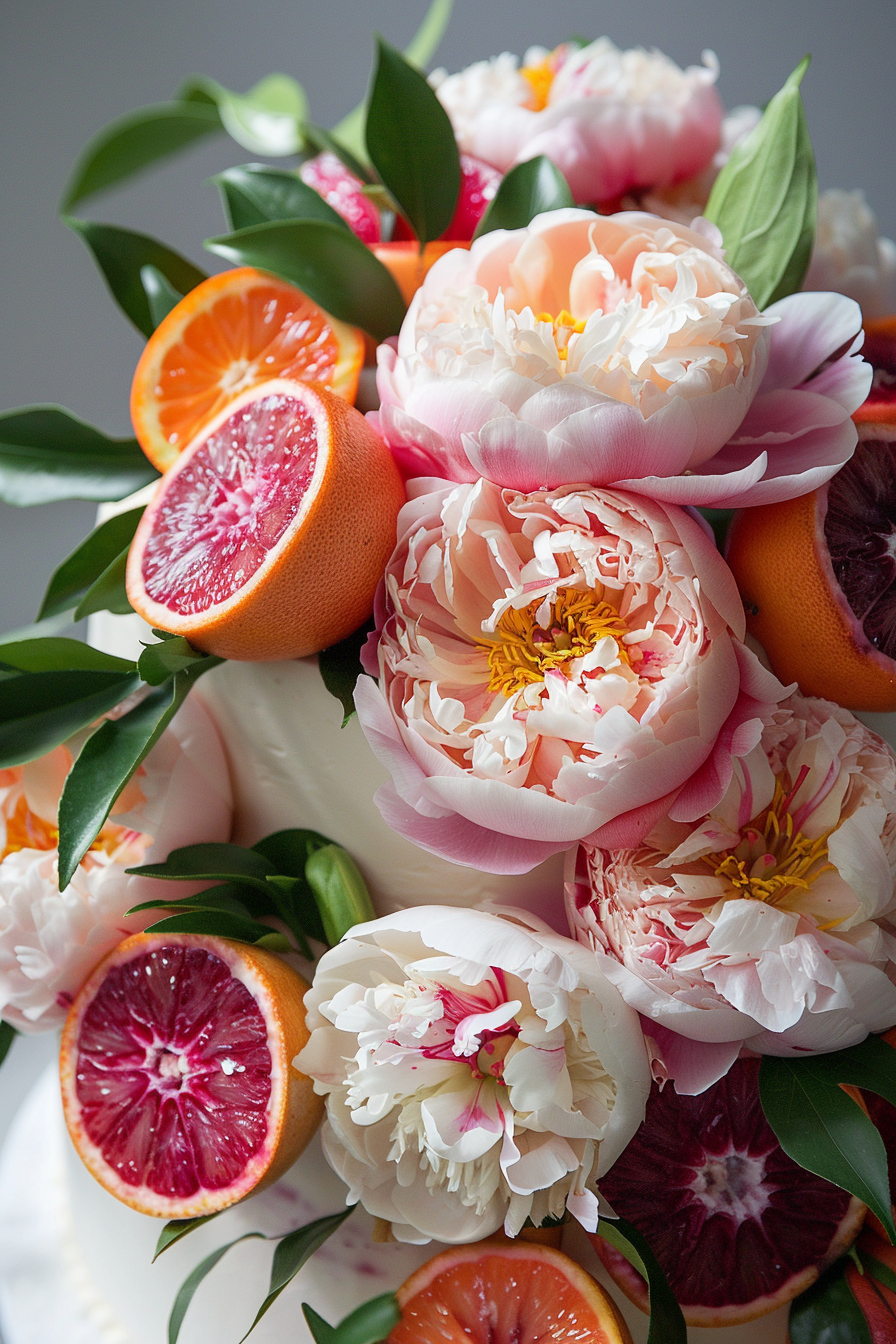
130 267 365 472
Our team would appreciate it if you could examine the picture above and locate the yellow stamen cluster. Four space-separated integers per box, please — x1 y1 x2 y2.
521 57 555 111
705 778 835 907
1 793 123 865
535 309 587 360
480 587 629 699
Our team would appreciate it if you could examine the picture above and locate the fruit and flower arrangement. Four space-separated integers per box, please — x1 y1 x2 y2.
3 3 896 1341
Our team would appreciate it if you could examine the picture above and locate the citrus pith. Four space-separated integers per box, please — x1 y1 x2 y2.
59 932 322 1219
130 267 364 472
125 378 405 661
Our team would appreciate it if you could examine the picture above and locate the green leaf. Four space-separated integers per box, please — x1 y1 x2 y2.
302 125 375 186
0 667 141 769
598 1217 686 1344
137 637 217 686
305 844 375 944
39 508 144 621
252 828 332 877
861 1252 896 1295
128 886 260 919
128 840 277 891
254 829 333 946
302 1294 400 1344
474 155 574 238
154 1213 222 1262
365 38 459 243
0 406 159 506
238 1211 352 1341
205 219 405 341
760 1051 896 1243
73 547 133 620
140 265 183 328
789 1259 873 1344
169 1233 265 1344
65 218 206 338
330 0 453 163
704 56 817 308
143 909 289 947
697 507 735 554
61 101 223 210
318 621 372 726
0 638 133 673
214 164 349 232
0 1021 16 1072
182 74 308 156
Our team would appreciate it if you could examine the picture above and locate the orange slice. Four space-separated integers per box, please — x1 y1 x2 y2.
59 932 323 1218
126 378 405 661
130 267 365 472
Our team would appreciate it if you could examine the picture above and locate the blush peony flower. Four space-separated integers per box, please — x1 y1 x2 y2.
295 905 651 1243
430 39 724 205
804 190 896 319
354 478 785 874
0 697 233 1031
566 693 896 1092
374 210 870 508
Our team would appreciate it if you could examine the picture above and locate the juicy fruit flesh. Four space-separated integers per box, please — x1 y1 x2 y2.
154 282 340 453
389 1252 617 1343
598 1058 854 1309
863 328 896 417
141 392 318 614
824 437 896 660
75 944 273 1199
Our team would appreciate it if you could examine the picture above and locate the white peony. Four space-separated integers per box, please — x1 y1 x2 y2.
804 189 896 318
296 906 651 1243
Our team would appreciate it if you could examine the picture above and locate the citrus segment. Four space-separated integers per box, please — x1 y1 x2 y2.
59 932 322 1219
130 267 364 472
126 378 405 661
388 1243 632 1344
854 316 896 426
591 1058 865 1327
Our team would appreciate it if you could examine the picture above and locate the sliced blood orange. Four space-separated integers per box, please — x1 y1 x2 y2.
591 1058 865 1327
125 378 405 661
59 932 322 1218
387 1242 632 1344
854 316 896 427
726 428 896 711
130 267 365 472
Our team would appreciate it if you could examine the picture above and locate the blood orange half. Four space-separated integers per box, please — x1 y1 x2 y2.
388 1242 632 1344
130 267 365 472
60 932 322 1219
126 378 405 661
854 316 896 427
591 1058 865 1327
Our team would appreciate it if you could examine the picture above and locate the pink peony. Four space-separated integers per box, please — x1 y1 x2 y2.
354 478 785 875
430 39 724 205
566 693 896 1093
374 211 870 508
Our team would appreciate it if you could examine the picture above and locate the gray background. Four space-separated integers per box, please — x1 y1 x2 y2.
0 0 894 1138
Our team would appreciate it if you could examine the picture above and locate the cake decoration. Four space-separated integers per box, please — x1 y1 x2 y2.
2 4 896 1341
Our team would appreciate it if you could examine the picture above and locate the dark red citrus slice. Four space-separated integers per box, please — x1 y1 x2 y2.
823 433 896 660
60 932 322 1218
591 1058 865 1326
855 317 896 426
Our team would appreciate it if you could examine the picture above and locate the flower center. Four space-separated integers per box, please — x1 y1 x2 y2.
705 773 835 909
521 56 556 111
1 794 58 859
481 587 629 699
535 308 587 359
473 1030 519 1083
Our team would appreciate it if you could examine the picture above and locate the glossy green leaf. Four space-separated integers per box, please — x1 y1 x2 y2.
705 56 817 308
598 1217 686 1344
205 219 405 341
318 621 372 726
154 1213 222 1262
140 265 183 328
62 101 222 210
252 828 331 876
73 547 133 620
0 638 133 673
143 909 289 947
128 885 261 920
65 218 206 337
128 841 277 890
302 125 375 186
305 844 375 944
789 1259 873 1344
0 406 159 506
182 74 308 156
39 508 143 621
254 829 332 946
214 164 349 232
474 155 574 238
365 38 459 243
861 1252 896 1295
302 1294 400 1344
169 1233 265 1344
0 667 141 769
137 636 217 686
238 1211 353 1341
760 1050 896 1243
0 1021 16 1072
331 0 453 163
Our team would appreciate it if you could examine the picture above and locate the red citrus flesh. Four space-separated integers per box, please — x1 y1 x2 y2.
592 1058 865 1327
60 932 321 1218
388 1243 632 1344
299 153 382 244
854 317 896 426
393 154 502 242
823 432 896 660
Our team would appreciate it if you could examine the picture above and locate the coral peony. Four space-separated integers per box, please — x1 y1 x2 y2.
296 905 651 1243
0 698 232 1031
375 210 870 508
566 693 896 1092
430 39 723 205
804 189 896 319
355 478 784 874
